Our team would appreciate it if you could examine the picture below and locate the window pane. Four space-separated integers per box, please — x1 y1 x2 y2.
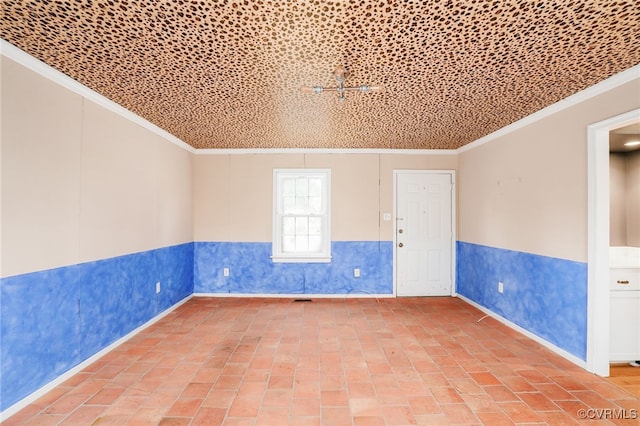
308 178 322 197
296 235 308 251
283 196 295 214
309 235 322 252
296 196 309 212
282 217 295 234
309 196 322 214
283 178 295 196
295 217 308 234
282 236 295 252
309 217 322 234
296 178 308 196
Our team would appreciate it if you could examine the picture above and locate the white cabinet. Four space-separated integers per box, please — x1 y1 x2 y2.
609 267 640 362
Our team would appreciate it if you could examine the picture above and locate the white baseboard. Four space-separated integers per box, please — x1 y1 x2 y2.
192 292 395 299
0 295 193 422
455 295 587 370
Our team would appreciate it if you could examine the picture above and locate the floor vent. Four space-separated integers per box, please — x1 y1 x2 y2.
294 299 312 302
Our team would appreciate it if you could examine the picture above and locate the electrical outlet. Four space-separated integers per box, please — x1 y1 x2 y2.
498 281 504 294
156 282 161 294
354 268 361 278
223 268 230 277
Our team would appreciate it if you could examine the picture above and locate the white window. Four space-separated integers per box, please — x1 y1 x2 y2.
272 169 331 263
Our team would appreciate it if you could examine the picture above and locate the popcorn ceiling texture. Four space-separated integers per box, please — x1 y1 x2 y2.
1 1 639 150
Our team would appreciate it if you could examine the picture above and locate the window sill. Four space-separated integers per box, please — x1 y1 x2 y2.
271 256 332 263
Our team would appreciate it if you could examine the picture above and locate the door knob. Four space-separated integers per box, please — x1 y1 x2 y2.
398 242 403 247
398 229 403 233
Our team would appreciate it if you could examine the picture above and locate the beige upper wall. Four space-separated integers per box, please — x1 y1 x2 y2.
2 57 83 277
458 79 640 262
193 152 457 242
1 57 194 277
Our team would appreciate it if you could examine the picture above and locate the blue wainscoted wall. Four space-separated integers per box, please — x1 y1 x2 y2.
0 243 194 412
194 241 393 295
456 241 588 360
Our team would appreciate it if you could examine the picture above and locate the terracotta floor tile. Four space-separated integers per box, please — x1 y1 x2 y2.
420 372 450 386
255 405 289 426
262 388 293 406
23 414 66 425
291 397 321 417
469 371 502 386
321 389 349 406
430 386 464 404
534 382 577 401
158 417 191 425
128 406 167 425
67 378 109 396
460 393 502 413
348 381 376 398
517 368 551 384
166 398 203 417
100 395 147 416
348 397 382 417
321 406 353 426
476 411 517 426
499 401 542 423
484 384 520 402
572 389 621 408
267 375 294 389
407 395 440 414
537 410 581 425
439 403 480 424
517 391 560 411
86 386 126 405
222 417 258 425
499 375 538 392
227 396 261 417
44 394 90 415
553 375 591 391
382 404 417 425
289 416 322 426
57 405 105 425
377 387 409 405
213 375 243 391
450 377 485 394
5 297 639 426
588 380 639 400
353 415 385 425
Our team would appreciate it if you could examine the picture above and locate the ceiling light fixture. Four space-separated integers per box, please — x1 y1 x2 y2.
624 141 640 147
301 66 381 101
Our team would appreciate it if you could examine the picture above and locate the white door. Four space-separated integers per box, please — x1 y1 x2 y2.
395 171 453 296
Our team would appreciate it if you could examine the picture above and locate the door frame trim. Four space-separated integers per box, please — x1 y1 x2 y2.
393 170 456 297
586 108 639 376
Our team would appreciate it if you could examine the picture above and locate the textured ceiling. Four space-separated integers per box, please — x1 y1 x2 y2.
2 1 639 150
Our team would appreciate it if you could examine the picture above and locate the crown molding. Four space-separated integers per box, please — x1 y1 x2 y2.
195 148 457 155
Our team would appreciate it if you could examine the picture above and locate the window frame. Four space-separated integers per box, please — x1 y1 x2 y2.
272 168 331 263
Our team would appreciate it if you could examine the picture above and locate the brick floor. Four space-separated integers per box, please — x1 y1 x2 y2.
3 297 639 425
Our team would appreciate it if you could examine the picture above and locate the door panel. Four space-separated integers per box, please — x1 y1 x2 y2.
396 172 453 296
